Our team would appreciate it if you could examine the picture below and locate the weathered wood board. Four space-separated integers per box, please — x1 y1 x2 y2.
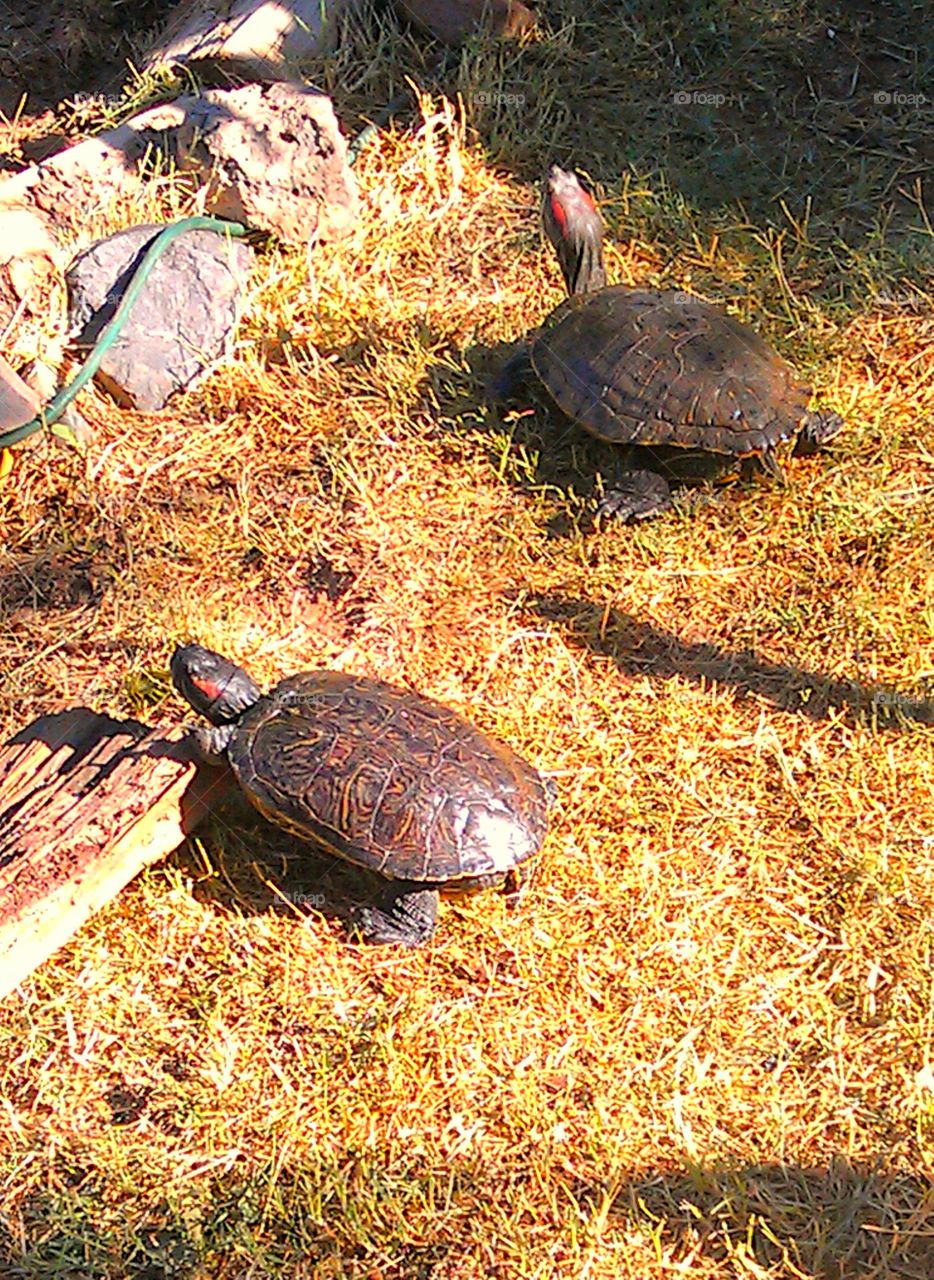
0 709 230 1002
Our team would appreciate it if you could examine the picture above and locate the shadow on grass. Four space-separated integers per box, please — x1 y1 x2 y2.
173 793 409 934
449 0 934 254
0 0 167 119
4 1155 934 1278
595 1158 934 1280
525 592 934 731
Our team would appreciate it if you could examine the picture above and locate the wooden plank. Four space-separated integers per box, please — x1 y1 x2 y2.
0 709 231 1001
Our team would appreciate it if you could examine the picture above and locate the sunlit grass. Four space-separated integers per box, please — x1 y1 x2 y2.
1 0 933 1276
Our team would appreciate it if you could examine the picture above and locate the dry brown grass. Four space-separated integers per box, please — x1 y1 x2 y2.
2 1 934 1276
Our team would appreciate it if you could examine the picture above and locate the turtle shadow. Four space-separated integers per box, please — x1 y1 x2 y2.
170 790 396 934
7 706 138 757
523 592 934 732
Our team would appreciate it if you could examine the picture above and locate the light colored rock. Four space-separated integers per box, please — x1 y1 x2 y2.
0 205 63 337
20 358 92 448
0 84 355 252
0 86 357 251
0 206 74 432
0 100 198 240
145 0 362 78
172 82 358 246
0 354 40 434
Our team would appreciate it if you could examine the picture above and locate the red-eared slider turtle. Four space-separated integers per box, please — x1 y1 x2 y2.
499 165 844 521
171 644 552 947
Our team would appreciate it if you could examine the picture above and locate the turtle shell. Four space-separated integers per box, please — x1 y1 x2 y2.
530 286 812 456
225 671 549 885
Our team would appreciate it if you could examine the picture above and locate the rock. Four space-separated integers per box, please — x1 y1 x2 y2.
0 116 171 242
0 355 40 434
0 354 91 451
0 208 79 443
66 225 254 412
171 82 358 246
395 0 536 44
0 85 355 250
144 0 362 80
0 205 63 338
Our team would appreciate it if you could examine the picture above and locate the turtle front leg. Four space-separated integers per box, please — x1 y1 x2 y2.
541 774 559 810
501 863 535 910
490 344 533 402
749 451 785 482
353 882 440 947
596 469 673 523
192 722 236 767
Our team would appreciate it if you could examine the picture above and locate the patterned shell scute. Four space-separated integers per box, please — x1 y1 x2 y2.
228 671 548 884
530 286 812 455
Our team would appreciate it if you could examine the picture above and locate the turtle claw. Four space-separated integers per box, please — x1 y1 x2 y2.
193 722 236 767
354 884 440 948
795 411 845 456
502 863 533 909
753 451 785 482
541 774 559 810
596 470 673 523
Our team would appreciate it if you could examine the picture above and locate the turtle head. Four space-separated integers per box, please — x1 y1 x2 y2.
170 643 262 726
542 164 607 297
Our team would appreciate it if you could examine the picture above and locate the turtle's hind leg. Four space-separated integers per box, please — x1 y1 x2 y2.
353 882 440 947
794 411 845 456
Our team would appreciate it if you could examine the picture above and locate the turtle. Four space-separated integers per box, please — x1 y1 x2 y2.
497 164 845 521
170 643 553 947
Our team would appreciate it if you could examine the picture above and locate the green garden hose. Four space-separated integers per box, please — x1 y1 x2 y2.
0 216 248 450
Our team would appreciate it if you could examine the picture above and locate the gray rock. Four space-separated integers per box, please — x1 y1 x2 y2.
66 224 253 412
170 82 358 246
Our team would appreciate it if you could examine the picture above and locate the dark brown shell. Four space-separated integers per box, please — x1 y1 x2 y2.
530 286 812 456
227 671 549 884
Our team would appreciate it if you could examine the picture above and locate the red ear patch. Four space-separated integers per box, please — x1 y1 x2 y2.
191 675 224 702
548 192 569 238
548 182 596 240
